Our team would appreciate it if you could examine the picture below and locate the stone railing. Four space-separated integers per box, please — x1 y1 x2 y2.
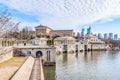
40 58 44 80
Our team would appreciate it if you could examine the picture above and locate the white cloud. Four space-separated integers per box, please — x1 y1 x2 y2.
1 0 120 30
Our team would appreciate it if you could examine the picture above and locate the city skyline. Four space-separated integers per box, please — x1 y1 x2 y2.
80 26 119 40
0 0 120 36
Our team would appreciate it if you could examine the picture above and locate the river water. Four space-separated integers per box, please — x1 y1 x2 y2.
44 51 120 80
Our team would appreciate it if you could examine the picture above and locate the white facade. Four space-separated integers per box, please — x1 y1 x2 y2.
32 37 48 45
16 45 56 63
85 34 106 50
54 37 76 53
54 37 84 53
75 41 85 51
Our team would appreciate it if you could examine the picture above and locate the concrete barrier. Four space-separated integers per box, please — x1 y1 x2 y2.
11 56 35 80
40 58 44 80
0 46 13 63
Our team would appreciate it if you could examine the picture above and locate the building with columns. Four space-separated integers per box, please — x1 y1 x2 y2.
15 38 56 65
54 37 76 53
85 34 106 50
35 25 53 37
50 30 75 37
54 36 84 53
35 25 75 38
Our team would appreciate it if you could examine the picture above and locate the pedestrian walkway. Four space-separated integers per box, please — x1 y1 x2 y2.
10 56 45 80
30 58 41 80
0 57 27 80
11 56 35 80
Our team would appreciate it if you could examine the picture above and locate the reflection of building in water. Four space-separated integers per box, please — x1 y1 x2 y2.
63 53 68 63
84 51 93 62
83 51 106 63
56 54 63 63
67 54 77 65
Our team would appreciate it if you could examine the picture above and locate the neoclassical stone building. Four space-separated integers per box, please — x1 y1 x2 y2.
54 36 85 53
54 37 76 53
50 30 75 37
75 41 85 52
35 25 75 38
16 45 56 64
85 34 106 50
54 34 106 53
35 25 52 37
32 37 48 45
15 38 56 65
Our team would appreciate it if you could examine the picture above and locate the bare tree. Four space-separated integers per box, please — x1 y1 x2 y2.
0 10 20 38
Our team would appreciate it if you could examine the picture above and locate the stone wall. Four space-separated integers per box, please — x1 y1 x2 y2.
16 46 56 64
0 47 13 63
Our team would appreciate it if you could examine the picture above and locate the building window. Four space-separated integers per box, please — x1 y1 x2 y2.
49 51 51 61
47 51 51 61
47 51 49 61
27 51 31 55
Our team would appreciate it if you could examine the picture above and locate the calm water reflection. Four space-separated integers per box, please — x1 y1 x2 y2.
56 51 120 80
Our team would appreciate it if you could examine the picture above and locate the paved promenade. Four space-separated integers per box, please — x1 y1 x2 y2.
11 56 35 80
11 57 44 80
30 58 41 80
0 57 27 80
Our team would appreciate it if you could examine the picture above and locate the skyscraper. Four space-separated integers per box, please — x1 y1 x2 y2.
109 33 113 39
81 28 85 37
114 34 118 40
87 26 92 34
104 33 108 39
98 33 102 38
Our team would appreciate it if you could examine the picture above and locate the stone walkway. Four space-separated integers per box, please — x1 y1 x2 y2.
0 56 44 80
0 57 27 80
30 58 41 80
11 56 35 80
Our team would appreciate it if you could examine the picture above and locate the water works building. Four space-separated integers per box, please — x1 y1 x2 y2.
54 34 107 53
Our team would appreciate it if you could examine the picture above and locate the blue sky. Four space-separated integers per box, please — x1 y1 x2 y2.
0 0 120 37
